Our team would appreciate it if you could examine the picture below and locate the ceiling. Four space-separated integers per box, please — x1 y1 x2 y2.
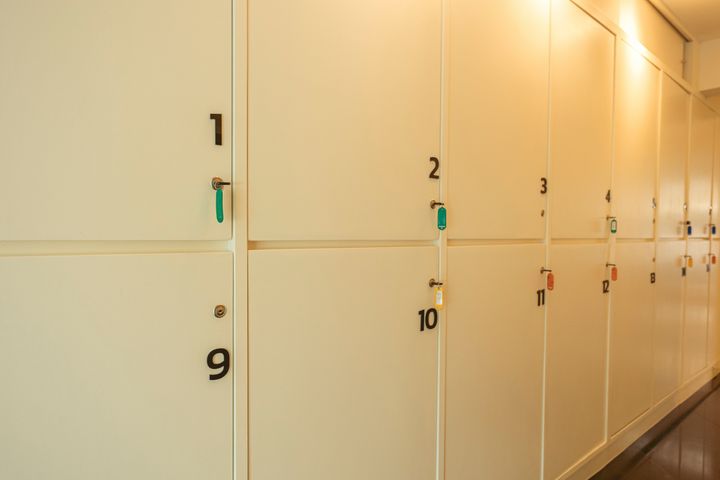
662 0 720 41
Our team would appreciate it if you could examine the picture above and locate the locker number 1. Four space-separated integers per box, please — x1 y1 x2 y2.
419 308 438 331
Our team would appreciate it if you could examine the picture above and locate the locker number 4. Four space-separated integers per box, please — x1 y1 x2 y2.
419 308 439 331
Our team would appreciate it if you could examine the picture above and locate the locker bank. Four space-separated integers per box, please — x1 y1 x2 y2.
2 1 720 479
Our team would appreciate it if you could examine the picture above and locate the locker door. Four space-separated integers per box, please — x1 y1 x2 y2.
608 242 654 435
545 243 608 480
713 116 720 239
613 40 660 239
657 75 690 239
248 0 441 241
249 247 438 480
653 240 685 401
688 98 715 238
447 0 549 240
549 0 614 239
0 1 232 240
0 254 232 480
683 240 710 380
445 245 544 480
709 241 720 366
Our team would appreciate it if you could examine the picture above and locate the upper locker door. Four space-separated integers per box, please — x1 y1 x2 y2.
248 0 441 241
447 0 549 240
0 1 232 240
688 97 715 238
249 247 438 480
613 40 660 239
549 0 614 239
0 254 232 480
657 75 690 239
713 115 720 239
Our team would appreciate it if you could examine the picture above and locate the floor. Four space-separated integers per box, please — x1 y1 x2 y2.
617 387 720 479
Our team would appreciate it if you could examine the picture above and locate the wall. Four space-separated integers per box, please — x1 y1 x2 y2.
699 38 720 93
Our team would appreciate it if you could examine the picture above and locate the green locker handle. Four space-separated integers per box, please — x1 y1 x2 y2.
212 177 231 224
431 200 447 231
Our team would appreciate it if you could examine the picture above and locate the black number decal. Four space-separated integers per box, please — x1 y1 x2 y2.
540 178 548 194
418 308 439 331
429 157 440 179
536 289 546 306
602 280 610 294
606 190 612 203
207 348 230 380
650 272 656 284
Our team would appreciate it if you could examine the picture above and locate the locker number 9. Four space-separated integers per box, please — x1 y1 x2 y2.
207 348 230 381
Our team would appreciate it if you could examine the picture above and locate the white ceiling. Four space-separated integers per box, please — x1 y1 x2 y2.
662 0 720 41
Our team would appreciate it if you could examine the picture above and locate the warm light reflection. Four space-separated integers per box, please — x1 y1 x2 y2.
618 0 644 52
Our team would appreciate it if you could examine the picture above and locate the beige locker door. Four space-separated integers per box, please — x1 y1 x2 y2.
613 40 660 239
0 1 232 240
658 75 690 239
549 0 614 239
713 116 720 239
709 242 720 366
0 254 232 480
608 242 654 435
447 0 549 240
545 243 608 480
683 240 710 380
653 240 685 401
249 247 438 480
445 245 544 480
248 1 440 241
688 97 715 238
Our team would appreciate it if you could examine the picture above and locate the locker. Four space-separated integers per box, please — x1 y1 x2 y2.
688 97 715 238
447 0 549 240
653 241 685 401
657 74 690 239
713 116 720 238
0 254 233 480
445 245 544 480
544 243 609 480
248 0 441 241
249 247 438 480
613 40 660 239
0 0 232 240
608 242 655 435
708 242 720 366
549 0 614 239
683 240 710 380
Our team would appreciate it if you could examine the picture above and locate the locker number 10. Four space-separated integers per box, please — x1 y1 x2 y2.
418 308 439 331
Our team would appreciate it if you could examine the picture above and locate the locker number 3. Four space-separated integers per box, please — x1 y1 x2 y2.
419 308 439 331
207 348 230 381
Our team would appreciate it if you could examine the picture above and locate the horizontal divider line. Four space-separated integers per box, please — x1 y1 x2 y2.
248 240 437 250
0 240 231 257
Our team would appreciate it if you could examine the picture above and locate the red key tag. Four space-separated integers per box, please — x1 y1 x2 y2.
611 266 618 282
713 255 717 265
547 272 555 291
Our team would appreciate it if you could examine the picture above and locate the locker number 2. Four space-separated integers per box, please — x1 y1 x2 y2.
429 157 440 179
207 348 230 381
419 308 438 331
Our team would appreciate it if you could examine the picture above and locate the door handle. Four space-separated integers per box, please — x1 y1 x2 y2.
212 177 230 224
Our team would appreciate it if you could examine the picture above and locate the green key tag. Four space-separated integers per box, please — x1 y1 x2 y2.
437 206 447 231
216 188 224 224
610 218 617 234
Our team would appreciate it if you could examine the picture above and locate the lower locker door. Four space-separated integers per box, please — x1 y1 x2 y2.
683 240 710 380
249 247 438 480
445 245 544 480
709 242 720 366
0 253 233 480
545 243 609 480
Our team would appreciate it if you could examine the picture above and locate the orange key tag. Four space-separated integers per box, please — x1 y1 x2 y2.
688 256 694 268
611 266 618 282
434 287 444 310
547 272 555 291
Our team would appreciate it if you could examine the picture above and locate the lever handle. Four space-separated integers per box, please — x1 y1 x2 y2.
212 177 231 224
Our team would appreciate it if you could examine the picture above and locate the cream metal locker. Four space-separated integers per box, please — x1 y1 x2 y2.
608 242 655 435
708 241 720 366
544 243 609 480
447 0 549 240
249 247 438 480
688 97 715 238
549 0 614 239
0 0 232 240
657 75 690 239
0 254 233 480
713 115 720 239
613 40 660 239
445 245 544 480
683 240 710 380
248 0 441 241
653 240 685 401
